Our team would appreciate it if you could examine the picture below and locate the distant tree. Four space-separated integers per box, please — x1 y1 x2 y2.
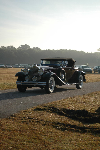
1 45 100 66
0 46 6 49
17 44 30 50
7 46 16 50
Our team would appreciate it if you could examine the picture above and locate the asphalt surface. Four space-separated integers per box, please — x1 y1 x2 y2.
0 82 100 118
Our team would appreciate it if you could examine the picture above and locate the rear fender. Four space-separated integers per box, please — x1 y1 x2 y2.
76 71 86 82
68 71 86 83
81 71 86 82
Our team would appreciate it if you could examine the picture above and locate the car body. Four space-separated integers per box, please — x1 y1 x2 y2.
78 65 92 73
15 57 86 94
19 64 30 68
0 64 5 68
93 66 100 73
6 64 12 68
13 64 21 68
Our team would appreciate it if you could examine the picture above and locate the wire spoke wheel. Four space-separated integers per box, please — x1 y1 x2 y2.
45 76 55 93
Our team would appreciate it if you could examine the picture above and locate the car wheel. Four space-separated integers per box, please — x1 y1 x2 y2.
17 76 26 92
17 85 26 92
76 75 83 89
40 86 44 89
45 76 55 94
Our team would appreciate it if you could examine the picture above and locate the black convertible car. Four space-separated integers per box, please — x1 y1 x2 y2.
15 57 86 93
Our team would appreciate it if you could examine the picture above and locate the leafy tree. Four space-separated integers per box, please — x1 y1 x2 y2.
17 44 30 50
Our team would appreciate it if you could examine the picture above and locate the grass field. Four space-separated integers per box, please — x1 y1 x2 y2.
0 68 21 90
1 91 100 149
0 68 100 149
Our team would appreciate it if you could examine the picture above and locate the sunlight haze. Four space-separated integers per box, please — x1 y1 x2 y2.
0 0 100 52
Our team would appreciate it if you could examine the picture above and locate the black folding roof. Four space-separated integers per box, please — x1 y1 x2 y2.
41 57 76 62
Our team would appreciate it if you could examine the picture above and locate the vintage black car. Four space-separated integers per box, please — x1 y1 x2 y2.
15 57 86 94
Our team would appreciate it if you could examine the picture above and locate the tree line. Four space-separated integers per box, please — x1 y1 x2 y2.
0 44 100 67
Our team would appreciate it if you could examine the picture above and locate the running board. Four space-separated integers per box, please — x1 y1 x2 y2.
55 75 79 85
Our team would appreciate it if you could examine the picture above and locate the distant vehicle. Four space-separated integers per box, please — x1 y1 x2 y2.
6 64 12 68
93 66 100 73
13 64 21 68
20 64 29 68
74 65 80 69
15 57 86 94
0 64 5 68
79 65 92 73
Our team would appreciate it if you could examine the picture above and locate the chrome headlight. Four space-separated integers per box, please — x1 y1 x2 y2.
38 68 44 75
21 68 30 74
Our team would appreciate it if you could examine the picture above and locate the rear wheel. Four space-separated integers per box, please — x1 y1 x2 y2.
76 75 83 89
45 76 55 94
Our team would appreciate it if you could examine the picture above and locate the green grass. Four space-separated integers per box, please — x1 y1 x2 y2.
1 91 100 149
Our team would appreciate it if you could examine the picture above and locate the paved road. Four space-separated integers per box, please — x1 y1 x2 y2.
0 82 100 118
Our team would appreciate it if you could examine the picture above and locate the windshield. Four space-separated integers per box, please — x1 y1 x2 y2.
41 60 68 66
82 66 90 69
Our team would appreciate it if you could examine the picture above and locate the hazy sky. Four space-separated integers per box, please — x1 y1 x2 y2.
0 0 100 52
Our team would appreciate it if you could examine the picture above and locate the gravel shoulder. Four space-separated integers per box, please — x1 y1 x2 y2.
0 82 100 118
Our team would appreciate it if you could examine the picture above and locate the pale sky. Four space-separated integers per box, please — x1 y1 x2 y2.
0 0 100 52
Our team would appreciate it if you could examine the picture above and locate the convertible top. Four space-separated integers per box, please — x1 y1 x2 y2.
41 57 76 62
41 57 76 67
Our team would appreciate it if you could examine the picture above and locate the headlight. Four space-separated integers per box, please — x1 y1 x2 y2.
21 68 29 74
38 68 44 75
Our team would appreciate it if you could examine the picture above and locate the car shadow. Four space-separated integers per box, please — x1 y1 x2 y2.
35 106 100 136
0 87 75 101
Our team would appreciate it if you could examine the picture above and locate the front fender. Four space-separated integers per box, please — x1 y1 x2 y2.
42 72 54 79
15 72 26 77
42 72 64 86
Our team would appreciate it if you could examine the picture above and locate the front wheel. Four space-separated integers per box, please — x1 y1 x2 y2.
17 85 26 92
45 76 55 94
76 75 83 89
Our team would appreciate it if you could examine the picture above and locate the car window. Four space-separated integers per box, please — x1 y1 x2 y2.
41 60 68 66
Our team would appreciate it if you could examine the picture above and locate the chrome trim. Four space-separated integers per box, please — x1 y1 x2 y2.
16 81 46 86
55 75 68 85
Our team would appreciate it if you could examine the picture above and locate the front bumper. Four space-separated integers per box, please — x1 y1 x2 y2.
16 81 46 86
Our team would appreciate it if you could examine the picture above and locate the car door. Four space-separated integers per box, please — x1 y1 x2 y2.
63 67 76 82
